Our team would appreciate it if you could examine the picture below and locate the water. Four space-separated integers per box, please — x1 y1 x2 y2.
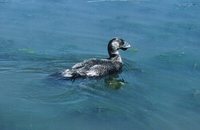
0 0 200 130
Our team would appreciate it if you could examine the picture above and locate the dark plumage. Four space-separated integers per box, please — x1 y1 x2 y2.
62 37 131 79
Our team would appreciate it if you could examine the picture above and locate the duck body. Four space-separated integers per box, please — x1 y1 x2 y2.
62 38 131 79
62 58 122 78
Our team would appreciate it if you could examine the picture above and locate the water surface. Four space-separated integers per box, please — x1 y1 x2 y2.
0 0 200 130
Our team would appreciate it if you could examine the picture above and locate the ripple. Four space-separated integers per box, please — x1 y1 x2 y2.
87 0 129 3
153 51 200 72
0 0 8 3
87 0 149 3
176 2 200 9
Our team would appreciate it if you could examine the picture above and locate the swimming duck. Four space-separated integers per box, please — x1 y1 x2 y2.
62 38 131 79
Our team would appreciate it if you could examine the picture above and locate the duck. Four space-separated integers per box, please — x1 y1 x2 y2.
62 37 131 79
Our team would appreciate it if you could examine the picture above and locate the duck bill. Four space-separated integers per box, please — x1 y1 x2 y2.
121 42 131 51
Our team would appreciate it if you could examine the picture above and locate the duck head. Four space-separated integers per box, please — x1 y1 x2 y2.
108 37 131 59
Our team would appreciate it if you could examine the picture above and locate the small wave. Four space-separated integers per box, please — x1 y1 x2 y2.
0 0 8 3
87 0 149 3
176 2 199 9
87 0 129 3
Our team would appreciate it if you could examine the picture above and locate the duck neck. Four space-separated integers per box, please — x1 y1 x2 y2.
108 50 123 63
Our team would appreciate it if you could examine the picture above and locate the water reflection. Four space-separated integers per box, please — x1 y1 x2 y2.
104 75 126 89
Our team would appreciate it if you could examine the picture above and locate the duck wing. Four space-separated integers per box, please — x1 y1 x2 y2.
62 58 101 78
63 58 122 79
85 60 122 77
72 58 97 69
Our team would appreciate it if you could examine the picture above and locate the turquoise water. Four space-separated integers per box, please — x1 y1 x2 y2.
0 0 200 129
